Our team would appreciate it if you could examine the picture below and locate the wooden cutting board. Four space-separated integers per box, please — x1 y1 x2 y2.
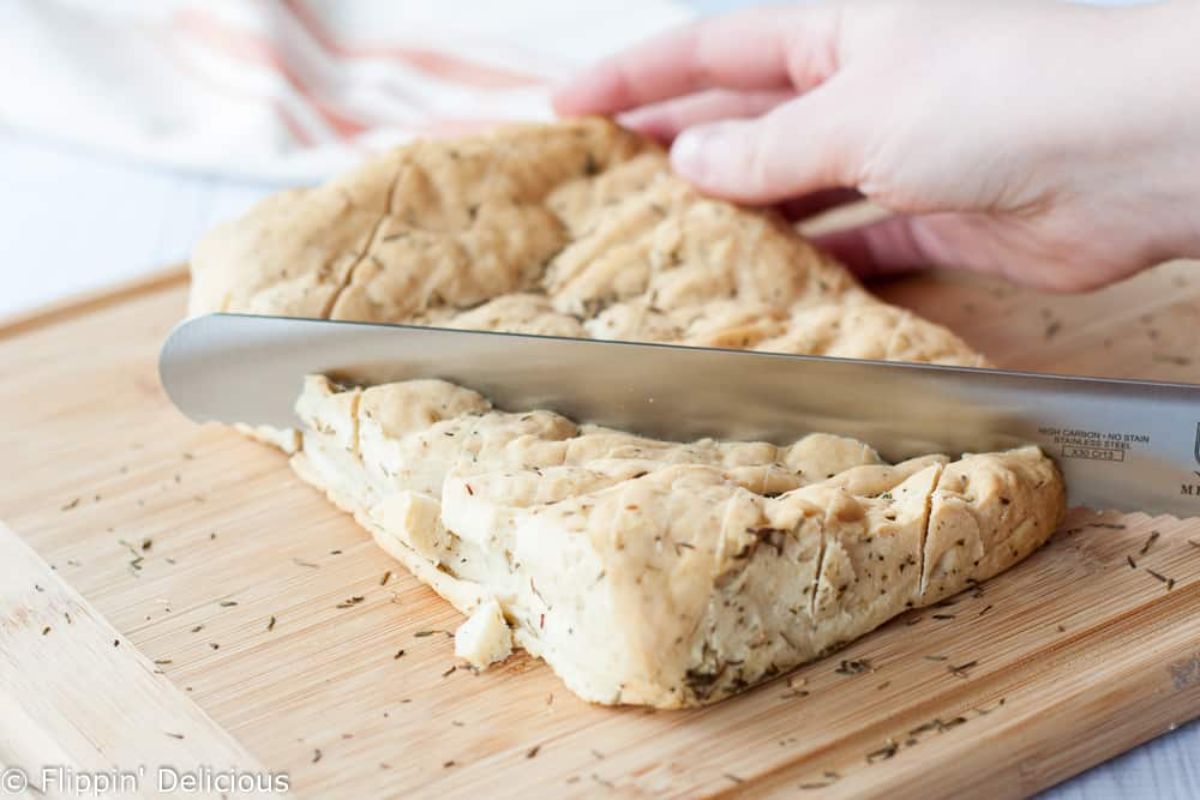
2 261 1199 799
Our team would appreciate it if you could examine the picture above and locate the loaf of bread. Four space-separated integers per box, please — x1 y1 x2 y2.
189 119 1063 707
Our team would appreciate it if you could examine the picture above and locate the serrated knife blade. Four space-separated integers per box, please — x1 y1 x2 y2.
160 313 1200 517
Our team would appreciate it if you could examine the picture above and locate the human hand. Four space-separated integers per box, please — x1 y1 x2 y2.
553 0 1200 291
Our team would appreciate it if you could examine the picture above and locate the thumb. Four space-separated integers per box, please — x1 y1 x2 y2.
668 89 863 205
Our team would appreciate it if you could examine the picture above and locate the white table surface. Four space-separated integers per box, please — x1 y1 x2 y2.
2 118 1197 800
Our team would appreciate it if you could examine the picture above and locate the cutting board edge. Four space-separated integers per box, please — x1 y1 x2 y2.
0 264 189 343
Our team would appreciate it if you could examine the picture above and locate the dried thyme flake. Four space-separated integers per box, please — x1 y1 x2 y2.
1139 531 1161 556
267 616 277 632
393 649 406 659
526 745 541 759
1146 569 1175 590
834 658 874 675
312 749 322 763
948 660 978 678
60 497 81 511
442 665 457 678
1127 555 1138 570
380 571 392 586
41 626 51 636
165 732 185 740
336 596 365 609
866 740 899 763
219 600 238 607
414 629 451 639
908 720 942 736
978 605 994 617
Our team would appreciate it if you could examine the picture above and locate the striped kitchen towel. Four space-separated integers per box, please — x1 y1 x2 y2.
0 0 691 182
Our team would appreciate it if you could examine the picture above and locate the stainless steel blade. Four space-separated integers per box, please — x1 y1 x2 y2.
160 313 1200 517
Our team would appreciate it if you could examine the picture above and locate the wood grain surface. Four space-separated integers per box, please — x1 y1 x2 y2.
0 523 278 799
0 261 1198 799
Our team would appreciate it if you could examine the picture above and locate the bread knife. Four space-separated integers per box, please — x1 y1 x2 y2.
160 312 1200 517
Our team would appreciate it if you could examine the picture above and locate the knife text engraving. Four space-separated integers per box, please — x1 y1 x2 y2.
1038 426 1151 465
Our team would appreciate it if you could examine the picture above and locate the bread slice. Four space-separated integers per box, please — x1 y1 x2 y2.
188 119 1065 707
289 375 1063 708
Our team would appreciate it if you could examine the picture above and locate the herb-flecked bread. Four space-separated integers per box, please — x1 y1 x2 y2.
189 119 1065 708
190 118 987 365
292 376 1062 708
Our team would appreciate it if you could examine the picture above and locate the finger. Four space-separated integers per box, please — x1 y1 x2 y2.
669 88 863 204
778 188 864 221
552 4 842 116
617 88 795 144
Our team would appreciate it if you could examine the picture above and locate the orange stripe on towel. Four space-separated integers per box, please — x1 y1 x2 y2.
281 0 548 89
176 7 369 140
